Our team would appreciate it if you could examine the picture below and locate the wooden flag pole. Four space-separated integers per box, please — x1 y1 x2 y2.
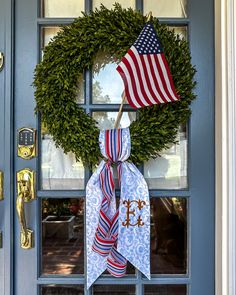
114 91 126 129
146 11 153 22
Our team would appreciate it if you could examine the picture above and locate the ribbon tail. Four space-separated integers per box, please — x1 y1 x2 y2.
117 162 151 280
86 161 107 288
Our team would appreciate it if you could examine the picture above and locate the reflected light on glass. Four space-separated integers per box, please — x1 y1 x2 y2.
93 62 124 104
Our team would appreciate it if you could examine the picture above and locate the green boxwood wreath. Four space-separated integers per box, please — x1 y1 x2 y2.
33 4 196 166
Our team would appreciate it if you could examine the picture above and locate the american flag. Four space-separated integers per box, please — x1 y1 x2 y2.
116 22 180 108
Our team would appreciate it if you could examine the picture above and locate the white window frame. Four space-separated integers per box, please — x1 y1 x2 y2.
215 0 236 294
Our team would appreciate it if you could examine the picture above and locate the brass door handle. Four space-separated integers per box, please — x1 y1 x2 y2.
0 52 4 72
16 168 36 249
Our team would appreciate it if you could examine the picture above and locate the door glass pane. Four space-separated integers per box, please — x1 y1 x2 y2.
42 0 84 18
93 0 135 10
41 198 84 275
143 0 187 18
150 197 187 274
41 285 84 295
144 285 187 294
168 26 188 40
93 285 135 294
144 124 188 189
93 55 125 104
41 125 84 190
93 112 136 130
41 27 61 48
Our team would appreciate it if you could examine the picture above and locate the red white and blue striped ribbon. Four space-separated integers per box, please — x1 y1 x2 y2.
92 129 127 276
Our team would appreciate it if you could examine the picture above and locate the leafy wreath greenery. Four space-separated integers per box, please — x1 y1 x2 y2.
33 4 196 166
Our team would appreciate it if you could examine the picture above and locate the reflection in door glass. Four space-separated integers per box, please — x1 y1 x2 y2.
41 285 84 295
93 285 135 294
92 55 125 104
144 124 188 189
144 284 187 294
150 197 187 274
41 198 84 275
41 125 85 190
42 0 84 17
93 112 136 130
143 0 187 18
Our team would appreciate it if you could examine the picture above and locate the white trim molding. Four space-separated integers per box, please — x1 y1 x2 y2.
215 0 236 294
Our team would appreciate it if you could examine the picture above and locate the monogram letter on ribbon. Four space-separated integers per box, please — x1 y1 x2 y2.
122 200 146 227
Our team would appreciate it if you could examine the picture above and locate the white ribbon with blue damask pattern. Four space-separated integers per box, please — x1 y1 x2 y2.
86 128 150 288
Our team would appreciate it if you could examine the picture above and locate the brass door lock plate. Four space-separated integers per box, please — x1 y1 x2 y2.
17 127 37 160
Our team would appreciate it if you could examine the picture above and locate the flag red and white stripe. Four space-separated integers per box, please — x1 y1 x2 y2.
116 23 180 108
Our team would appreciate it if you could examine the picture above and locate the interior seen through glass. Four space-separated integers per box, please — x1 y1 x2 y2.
41 197 187 276
144 284 187 295
41 125 85 190
93 285 135 294
143 0 187 18
42 0 84 17
41 285 84 295
41 198 84 275
41 284 187 294
144 124 188 190
150 197 187 274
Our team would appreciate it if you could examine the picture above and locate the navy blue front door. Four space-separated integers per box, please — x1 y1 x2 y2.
1 0 215 294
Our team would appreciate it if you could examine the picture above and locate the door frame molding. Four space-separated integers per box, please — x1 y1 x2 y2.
2 0 14 295
215 0 236 294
